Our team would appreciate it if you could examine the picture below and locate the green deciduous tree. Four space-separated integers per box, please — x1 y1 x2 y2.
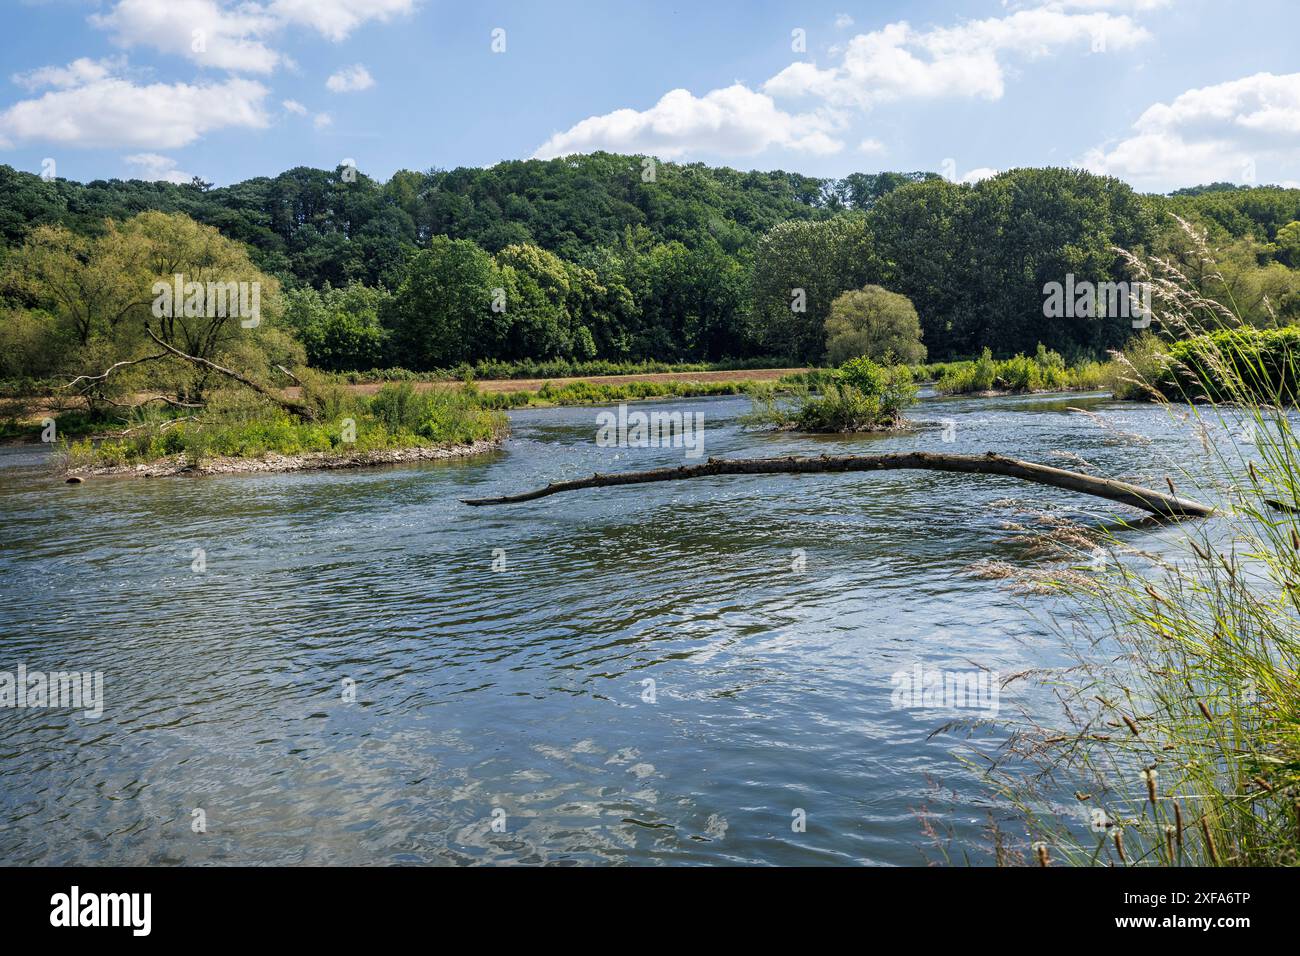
751 215 881 363
284 283 387 371
1269 220 1300 268
824 285 926 365
494 243 574 359
384 237 501 369
3 211 298 402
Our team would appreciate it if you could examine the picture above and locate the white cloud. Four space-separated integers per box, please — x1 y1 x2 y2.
282 99 307 115
764 9 1150 109
959 167 1000 184
533 84 845 160
124 152 194 184
270 0 418 43
1081 72 1300 189
533 3 1165 163
326 64 375 93
91 0 282 74
857 138 885 155
313 112 333 129
88 1 418 74
834 14 854 29
0 65 270 148
1037 1 1173 10
12 57 126 91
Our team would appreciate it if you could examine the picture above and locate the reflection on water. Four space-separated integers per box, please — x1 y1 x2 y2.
0 391 1233 864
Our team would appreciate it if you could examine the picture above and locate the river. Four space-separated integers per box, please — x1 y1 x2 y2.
0 390 1235 864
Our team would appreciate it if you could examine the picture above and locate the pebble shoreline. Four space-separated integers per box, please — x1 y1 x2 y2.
64 438 504 480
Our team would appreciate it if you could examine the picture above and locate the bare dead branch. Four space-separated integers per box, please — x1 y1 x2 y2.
115 414 206 437
60 353 167 390
275 364 306 388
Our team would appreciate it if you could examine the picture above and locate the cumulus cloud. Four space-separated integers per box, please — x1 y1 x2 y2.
91 0 282 74
12 57 126 91
326 64 374 93
764 9 1150 109
0 62 270 148
124 152 195 184
1081 72 1300 189
313 112 334 129
857 138 885 155
533 3 1166 163
88 0 418 74
270 0 417 43
532 84 845 160
2 0 412 149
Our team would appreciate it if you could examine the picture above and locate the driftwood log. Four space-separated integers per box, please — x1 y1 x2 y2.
462 451 1215 519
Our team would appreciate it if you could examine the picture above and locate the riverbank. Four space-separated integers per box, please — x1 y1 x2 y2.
312 366 811 397
933 347 1110 396
52 382 507 477
2 367 812 443
63 436 504 479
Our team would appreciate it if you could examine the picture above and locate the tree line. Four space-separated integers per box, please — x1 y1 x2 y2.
2 154 1299 382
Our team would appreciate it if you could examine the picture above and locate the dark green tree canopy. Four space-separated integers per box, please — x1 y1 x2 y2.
2 158 1297 373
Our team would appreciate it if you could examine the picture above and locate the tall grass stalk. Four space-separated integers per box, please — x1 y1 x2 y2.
986 219 1300 866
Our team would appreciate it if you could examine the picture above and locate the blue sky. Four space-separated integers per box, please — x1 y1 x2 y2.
2 0 1297 192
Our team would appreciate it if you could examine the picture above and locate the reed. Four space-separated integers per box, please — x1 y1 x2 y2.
986 219 1300 866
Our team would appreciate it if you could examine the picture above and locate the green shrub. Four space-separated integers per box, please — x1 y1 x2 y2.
747 359 916 434
838 356 885 396
794 384 883 433
936 344 1084 395
369 382 427 433
1161 326 1300 404
878 363 918 419
1104 332 1173 400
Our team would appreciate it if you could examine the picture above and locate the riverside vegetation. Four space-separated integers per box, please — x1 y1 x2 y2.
961 227 1300 867
4 159 1300 469
745 357 918 433
60 380 507 474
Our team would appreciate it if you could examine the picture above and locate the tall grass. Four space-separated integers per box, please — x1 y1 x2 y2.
935 344 1105 395
985 220 1300 866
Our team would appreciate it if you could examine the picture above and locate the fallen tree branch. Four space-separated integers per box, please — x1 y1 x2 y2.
462 451 1215 519
116 414 206 437
145 326 317 421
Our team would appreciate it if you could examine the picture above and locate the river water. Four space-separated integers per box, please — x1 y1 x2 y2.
0 390 1237 865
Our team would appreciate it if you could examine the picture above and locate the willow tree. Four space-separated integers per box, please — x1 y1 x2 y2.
5 211 304 413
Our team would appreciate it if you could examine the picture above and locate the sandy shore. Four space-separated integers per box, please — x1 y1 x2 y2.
64 438 503 480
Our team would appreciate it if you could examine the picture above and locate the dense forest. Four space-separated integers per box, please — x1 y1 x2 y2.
3 153 1300 380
